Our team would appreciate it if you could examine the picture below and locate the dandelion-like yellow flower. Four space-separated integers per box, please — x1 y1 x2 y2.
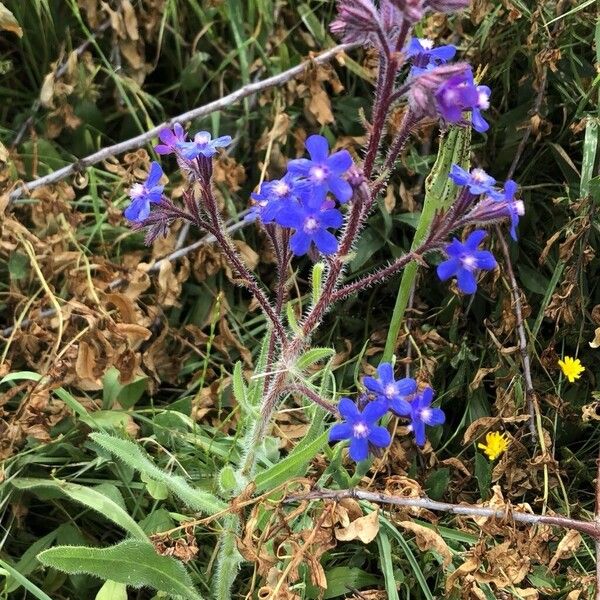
558 356 585 383
478 431 509 461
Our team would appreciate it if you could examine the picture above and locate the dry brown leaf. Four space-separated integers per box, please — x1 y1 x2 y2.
0 3 23 37
548 529 582 570
397 520 452 567
590 327 600 349
335 509 379 544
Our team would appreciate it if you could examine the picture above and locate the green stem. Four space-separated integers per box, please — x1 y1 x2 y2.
382 126 471 361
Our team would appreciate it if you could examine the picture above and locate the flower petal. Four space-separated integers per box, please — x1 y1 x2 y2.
329 422 353 442
363 377 383 395
464 229 487 250
389 398 411 416
305 134 330 162
471 108 489 133
437 258 459 282
124 198 150 222
368 426 391 448
474 250 497 271
326 149 353 174
376 362 394 384
338 397 360 420
289 230 312 256
213 135 232 148
286 158 313 176
456 268 477 294
411 418 426 447
349 436 369 461
320 208 343 229
312 229 338 255
328 176 353 203
147 162 164 187
362 400 388 422
396 377 417 397
424 407 445 426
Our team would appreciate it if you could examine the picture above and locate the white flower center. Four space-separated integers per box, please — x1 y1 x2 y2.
130 183 145 199
477 90 490 109
310 166 328 182
514 200 525 216
420 408 432 423
195 132 211 145
471 169 488 183
353 422 369 438
420 38 434 50
273 182 290 197
304 217 319 232
462 255 476 269
384 384 397 398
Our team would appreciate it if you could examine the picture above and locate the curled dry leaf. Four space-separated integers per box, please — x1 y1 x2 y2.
0 2 23 37
397 520 452 568
548 529 582 570
589 327 600 348
335 508 379 544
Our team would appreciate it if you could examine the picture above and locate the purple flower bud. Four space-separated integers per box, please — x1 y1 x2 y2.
408 62 471 118
388 0 425 23
330 0 382 46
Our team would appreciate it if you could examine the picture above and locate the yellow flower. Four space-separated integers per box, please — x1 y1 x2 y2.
558 356 585 383
478 431 509 461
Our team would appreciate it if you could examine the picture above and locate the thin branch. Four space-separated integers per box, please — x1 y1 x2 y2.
288 488 600 540
8 43 358 205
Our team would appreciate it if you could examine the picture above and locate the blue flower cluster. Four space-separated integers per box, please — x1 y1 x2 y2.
434 164 525 294
250 135 354 256
329 362 445 461
123 125 233 224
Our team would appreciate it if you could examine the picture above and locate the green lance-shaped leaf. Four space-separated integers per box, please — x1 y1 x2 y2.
11 478 147 540
37 540 203 600
213 514 243 600
383 125 471 361
89 433 226 515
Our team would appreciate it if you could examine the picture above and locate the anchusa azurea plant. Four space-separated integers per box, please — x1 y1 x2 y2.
123 0 525 470
115 0 534 595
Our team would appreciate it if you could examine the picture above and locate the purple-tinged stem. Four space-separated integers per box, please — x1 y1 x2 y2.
331 243 440 304
200 187 288 346
282 384 337 414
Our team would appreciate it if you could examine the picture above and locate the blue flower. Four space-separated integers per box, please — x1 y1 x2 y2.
287 135 354 203
329 397 391 461
491 180 523 241
154 123 187 155
405 387 445 447
436 230 497 294
407 37 456 77
177 131 232 160
276 188 343 256
449 164 496 195
363 362 417 414
124 161 164 223
250 174 309 224
434 68 490 133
